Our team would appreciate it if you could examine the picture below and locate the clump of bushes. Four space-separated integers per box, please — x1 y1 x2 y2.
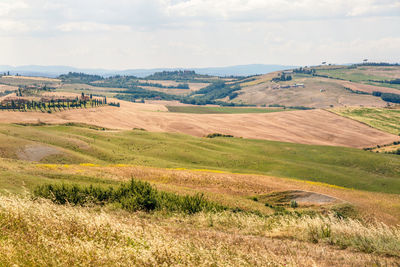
34 179 225 214
206 133 234 138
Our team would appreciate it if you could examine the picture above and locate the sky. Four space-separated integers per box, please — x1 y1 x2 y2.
1 0 399 69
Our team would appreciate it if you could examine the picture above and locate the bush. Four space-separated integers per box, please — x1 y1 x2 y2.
206 133 234 138
34 179 225 214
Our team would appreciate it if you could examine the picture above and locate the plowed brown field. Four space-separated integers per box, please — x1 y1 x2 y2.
0 100 397 148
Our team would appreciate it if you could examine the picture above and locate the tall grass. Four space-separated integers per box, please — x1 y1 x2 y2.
0 195 398 266
34 178 225 214
271 214 400 257
34 180 400 257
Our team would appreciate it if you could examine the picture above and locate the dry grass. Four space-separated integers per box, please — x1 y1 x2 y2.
29 164 400 225
332 107 400 135
0 84 18 93
1 75 60 82
0 195 399 266
237 75 387 108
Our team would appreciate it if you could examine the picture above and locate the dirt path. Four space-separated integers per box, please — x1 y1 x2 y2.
0 100 397 148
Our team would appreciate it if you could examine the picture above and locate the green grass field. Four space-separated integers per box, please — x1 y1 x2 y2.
0 123 399 194
332 107 400 135
166 106 291 114
316 69 387 82
315 67 400 90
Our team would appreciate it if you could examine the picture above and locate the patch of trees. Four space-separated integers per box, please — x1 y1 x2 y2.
372 91 382 97
268 104 314 110
228 92 239 100
88 75 190 90
293 67 315 75
0 98 106 112
372 91 400 103
136 81 190 89
343 87 370 95
272 73 292 82
62 72 251 107
59 72 104 83
380 93 400 103
145 70 209 81
182 81 242 105
0 92 107 112
311 73 346 80
353 62 399 67
114 87 180 102
370 78 400 85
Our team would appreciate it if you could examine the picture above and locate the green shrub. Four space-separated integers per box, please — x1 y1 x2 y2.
290 200 298 208
34 179 225 214
206 133 234 138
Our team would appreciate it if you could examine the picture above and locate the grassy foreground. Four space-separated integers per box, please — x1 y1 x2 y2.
0 195 399 266
0 123 400 194
0 122 399 265
332 107 400 135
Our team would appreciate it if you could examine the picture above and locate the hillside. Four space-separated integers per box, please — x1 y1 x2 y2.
0 123 400 194
2 64 399 109
0 99 397 148
235 64 400 108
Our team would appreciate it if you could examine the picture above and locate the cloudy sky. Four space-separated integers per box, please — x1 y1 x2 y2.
1 0 399 69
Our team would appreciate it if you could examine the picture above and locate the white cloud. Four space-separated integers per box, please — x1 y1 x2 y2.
167 0 400 21
0 0 398 68
0 1 28 16
57 22 131 33
0 20 29 33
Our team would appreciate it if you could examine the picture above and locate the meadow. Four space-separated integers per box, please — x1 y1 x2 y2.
0 123 399 194
315 66 400 90
332 107 400 135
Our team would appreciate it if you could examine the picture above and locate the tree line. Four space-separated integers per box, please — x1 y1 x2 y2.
0 93 118 112
372 91 400 103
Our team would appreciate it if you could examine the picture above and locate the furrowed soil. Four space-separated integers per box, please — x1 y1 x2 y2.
0 100 397 148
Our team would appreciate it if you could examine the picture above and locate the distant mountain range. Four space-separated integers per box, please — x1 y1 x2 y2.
0 64 297 78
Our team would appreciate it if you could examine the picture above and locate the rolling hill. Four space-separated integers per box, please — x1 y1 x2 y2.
234 64 400 108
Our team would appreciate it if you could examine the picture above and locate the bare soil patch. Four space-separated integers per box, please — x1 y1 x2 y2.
263 190 342 205
18 145 61 161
